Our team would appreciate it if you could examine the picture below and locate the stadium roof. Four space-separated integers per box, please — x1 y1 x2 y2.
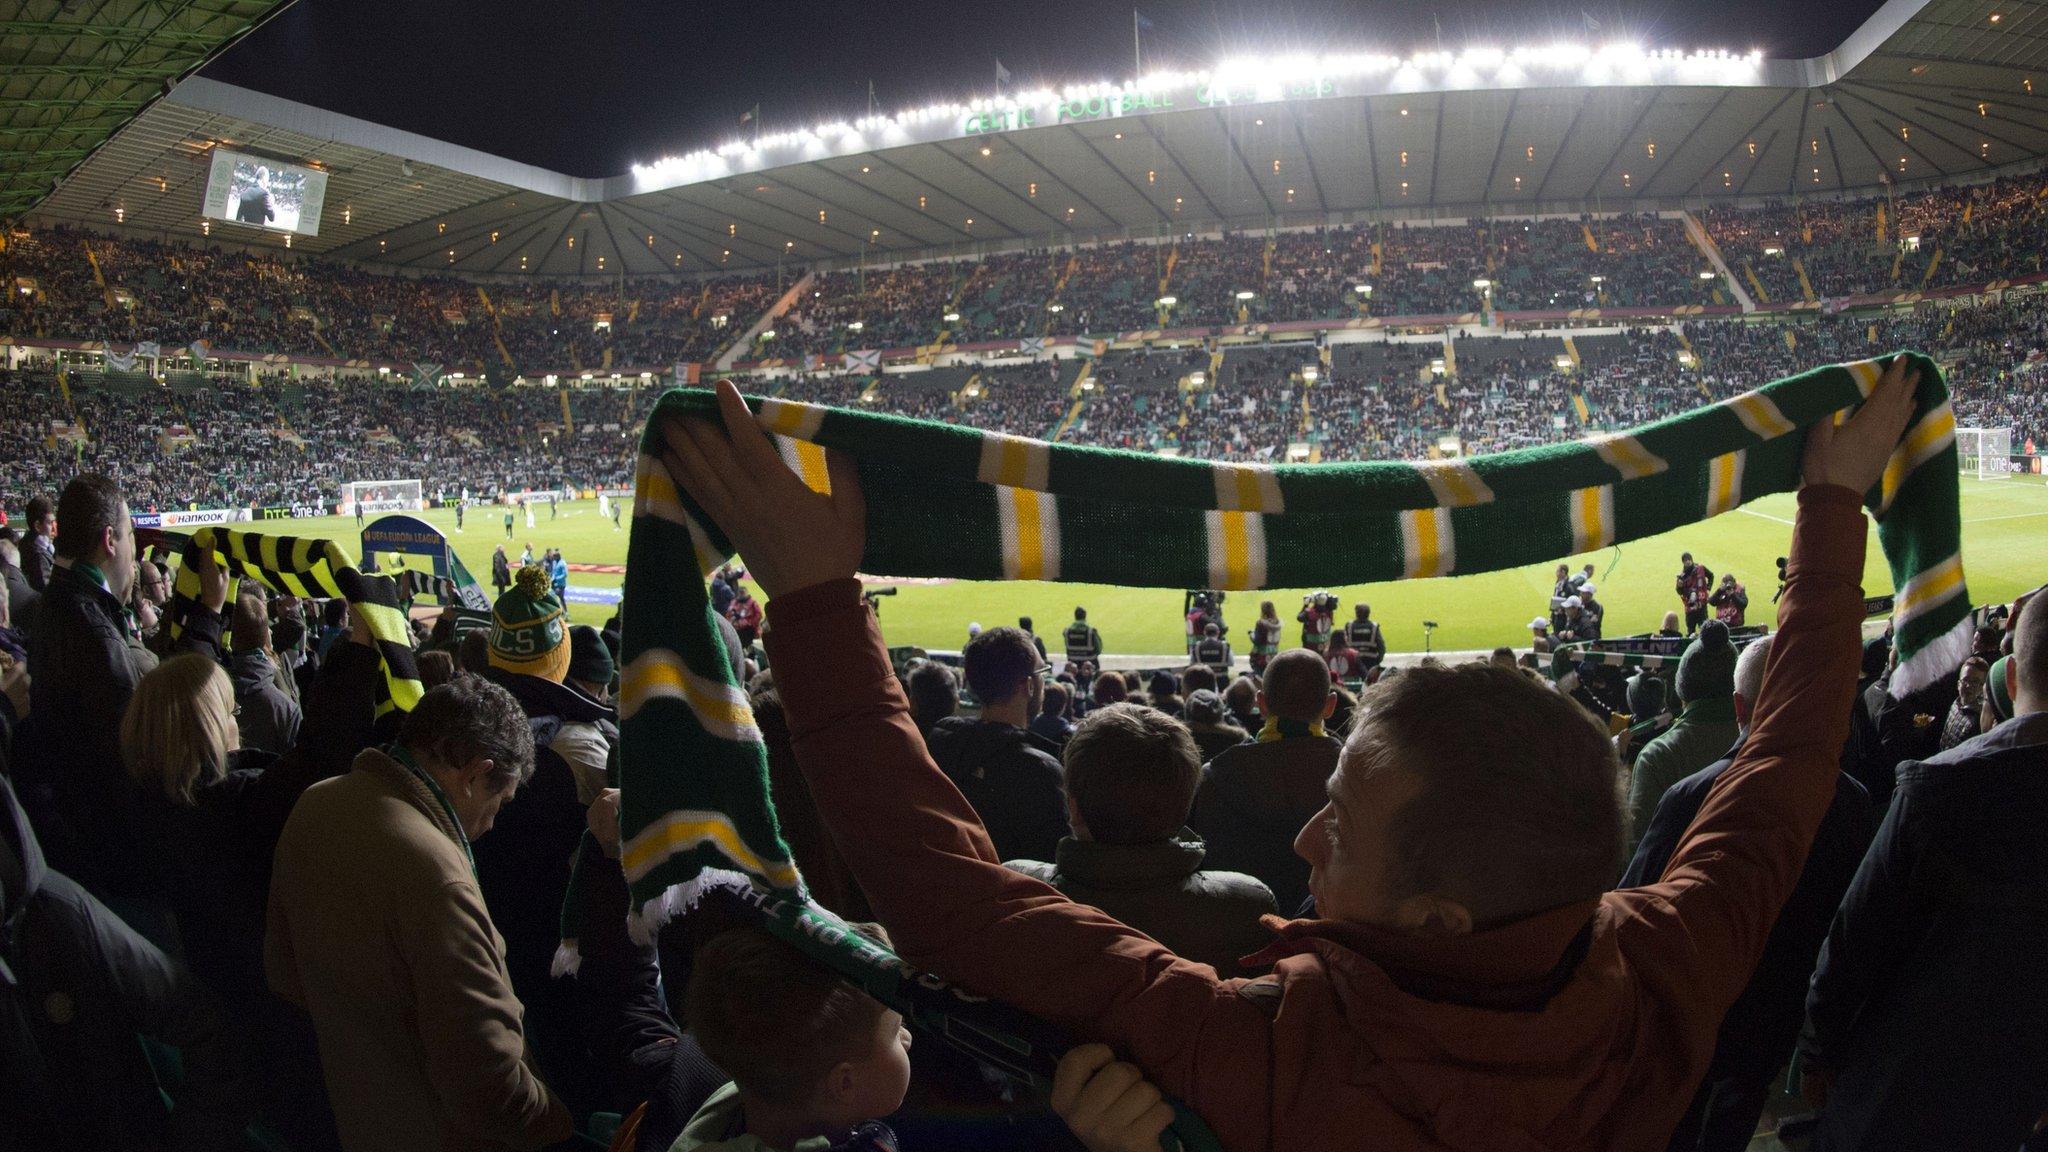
0 0 290 217
21 0 2048 277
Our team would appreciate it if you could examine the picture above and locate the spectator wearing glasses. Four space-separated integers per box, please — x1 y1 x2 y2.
925 626 1069 865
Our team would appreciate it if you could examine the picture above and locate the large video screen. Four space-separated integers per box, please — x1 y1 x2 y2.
201 149 329 236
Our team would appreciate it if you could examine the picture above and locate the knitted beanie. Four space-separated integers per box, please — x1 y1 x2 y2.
568 624 615 688
1988 654 2016 723
490 564 569 682
1676 619 1737 705
1626 669 1668 719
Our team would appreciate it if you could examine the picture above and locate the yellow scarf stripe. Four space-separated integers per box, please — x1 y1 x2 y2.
1706 449 1747 517
1844 357 1883 397
618 648 763 741
1894 553 1967 626
976 431 1051 490
621 810 801 890
1399 506 1455 578
1204 509 1266 590
1878 402 1956 515
775 434 834 496
1413 458 1495 507
757 397 826 439
998 486 1060 582
1212 462 1285 513
1586 431 1670 479
1727 390 1797 439
1570 484 1615 553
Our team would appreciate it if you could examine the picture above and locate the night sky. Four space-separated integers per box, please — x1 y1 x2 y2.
204 0 1891 178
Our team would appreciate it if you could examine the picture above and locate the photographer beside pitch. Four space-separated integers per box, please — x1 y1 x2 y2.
657 362 1917 1149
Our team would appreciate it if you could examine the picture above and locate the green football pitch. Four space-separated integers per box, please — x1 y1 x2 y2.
271 476 2044 659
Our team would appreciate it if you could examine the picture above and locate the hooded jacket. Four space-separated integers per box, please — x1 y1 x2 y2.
266 748 571 1151
0 775 244 1151
764 485 1870 1152
1188 733 1342 915
1007 833 1277 978
229 648 302 755
923 716 1068 865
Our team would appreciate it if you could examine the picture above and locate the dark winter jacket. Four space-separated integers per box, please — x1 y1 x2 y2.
1622 738 1874 1142
1801 711 2048 1152
18 563 220 895
0 775 245 1151
925 717 1068 865
1187 733 1342 914
1006 832 1277 977
130 754 276 1003
473 666 617 1117
230 649 302 755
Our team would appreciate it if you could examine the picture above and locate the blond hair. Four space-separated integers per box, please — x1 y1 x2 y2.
122 653 237 806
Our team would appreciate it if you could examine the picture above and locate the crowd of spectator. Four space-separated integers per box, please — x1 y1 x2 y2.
3 276 2046 1152
7 288 2040 513
1702 171 2048 304
12 172 2044 379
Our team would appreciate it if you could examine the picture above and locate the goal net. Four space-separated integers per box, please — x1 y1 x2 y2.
1956 427 2014 481
341 478 424 515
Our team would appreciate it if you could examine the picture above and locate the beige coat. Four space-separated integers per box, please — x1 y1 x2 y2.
266 748 571 1151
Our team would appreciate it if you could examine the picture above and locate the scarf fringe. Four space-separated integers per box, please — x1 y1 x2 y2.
624 867 760 947
1888 613 1974 700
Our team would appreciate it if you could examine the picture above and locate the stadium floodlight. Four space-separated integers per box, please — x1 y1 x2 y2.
1699 270 1717 279
581 372 594 380
1677 351 1695 366
1047 303 1065 313
1234 290 1256 300
1763 246 1782 255
760 329 776 339
1555 355 1574 369
943 311 961 322
1354 283 1372 296
1302 366 1320 382
848 320 864 331
1589 275 1605 284
450 372 464 380
1157 295 1178 306
1189 371 1208 386
377 366 390 375
1472 278 1492 290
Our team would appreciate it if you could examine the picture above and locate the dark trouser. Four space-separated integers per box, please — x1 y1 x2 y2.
1685 605 1708 634
1664 1069 1771 1152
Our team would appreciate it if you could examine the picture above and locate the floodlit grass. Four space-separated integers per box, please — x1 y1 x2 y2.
264 475 2046 657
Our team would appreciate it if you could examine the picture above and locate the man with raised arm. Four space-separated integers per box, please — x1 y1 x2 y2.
657 361 1917 1151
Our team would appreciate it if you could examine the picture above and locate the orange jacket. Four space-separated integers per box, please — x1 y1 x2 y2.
764 485 1869 1152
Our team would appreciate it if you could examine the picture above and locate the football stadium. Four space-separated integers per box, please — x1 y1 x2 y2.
3 0 2047 1148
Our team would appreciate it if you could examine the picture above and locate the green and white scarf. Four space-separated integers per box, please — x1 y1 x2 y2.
613 351 1966 1138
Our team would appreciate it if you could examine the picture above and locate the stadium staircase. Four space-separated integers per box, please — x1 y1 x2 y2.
1560 334 1582 369
1889 247 1905 285
1921 247 1945 288
1742 262 1772 304
476 286 519 376
1680 211 1754 312
1793 257 1819 303
1040 256 1079 336
719 271 813 371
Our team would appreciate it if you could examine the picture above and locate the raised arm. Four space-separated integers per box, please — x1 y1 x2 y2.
660 383 1272 1147
1617 356 1919 1011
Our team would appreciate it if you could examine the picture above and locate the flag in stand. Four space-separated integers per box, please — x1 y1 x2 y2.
105 349 137 372
135 340 161 359
1019 337 1047 355
739 104 758 125
995 59 1013 89
187 339 210 364
412 362 444 387
844 349 882 372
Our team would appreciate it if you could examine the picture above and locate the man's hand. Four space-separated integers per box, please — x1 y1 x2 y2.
1050 1044 1174 1152
192 548 229 613
657 380 864 601
1800 356 1921 494
588 788 622 859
